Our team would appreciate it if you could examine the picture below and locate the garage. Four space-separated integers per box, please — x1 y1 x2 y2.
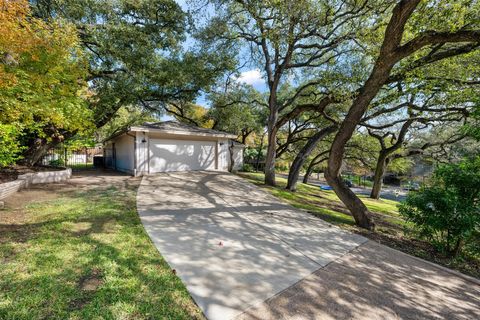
103 121 244 176
149 139 216 172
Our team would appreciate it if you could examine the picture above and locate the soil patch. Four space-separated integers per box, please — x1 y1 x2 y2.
0 169 141 241
79 268 103 292
69 268 104 312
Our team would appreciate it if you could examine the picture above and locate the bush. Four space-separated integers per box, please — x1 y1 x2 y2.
399 157 480 257
244 147 265 162
49 158 65 167
241 164 255 172
0 124 24 167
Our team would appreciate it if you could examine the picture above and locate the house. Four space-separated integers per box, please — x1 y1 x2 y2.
103 121 244 176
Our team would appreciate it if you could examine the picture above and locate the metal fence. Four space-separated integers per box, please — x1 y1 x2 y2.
39 146 104 170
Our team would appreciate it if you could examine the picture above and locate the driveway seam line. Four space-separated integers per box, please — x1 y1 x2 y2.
235 240 372 319
207 181 324 268
225 176 370 267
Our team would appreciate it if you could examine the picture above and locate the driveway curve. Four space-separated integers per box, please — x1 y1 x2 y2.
137 171 480 320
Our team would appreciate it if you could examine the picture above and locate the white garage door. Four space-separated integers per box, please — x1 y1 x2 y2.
149 139 216 172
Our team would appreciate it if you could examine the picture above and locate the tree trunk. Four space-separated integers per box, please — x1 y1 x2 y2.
287 125 337 191
452 237 464 258
325 62 394 229
21 138 52 166
264 110 278 186
325 170 375 229
325 0 421 230
20 126 72 166
228 141 235 172
303 152 329 184
240 129 252 145
370 152 389 199
303 163 314 184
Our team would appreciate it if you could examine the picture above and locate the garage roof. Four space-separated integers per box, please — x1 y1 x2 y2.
129 121 238 139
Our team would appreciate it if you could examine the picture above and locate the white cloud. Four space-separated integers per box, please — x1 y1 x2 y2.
236 69 265 86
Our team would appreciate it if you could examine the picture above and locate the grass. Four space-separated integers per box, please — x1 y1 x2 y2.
69 163 95 170
241 172 400 224
238 172 480 279
0 178 203 319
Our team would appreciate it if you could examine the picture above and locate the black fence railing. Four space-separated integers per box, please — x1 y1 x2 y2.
39 146 104 170
244 160 265 172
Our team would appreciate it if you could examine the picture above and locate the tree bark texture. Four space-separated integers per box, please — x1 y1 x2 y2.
264 110 279 186
286 125 337 191
370 152 389 199
325 0 421 230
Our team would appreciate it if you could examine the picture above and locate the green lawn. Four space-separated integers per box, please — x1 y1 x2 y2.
239 172 401 227
69 163 95 170
0 178 203 319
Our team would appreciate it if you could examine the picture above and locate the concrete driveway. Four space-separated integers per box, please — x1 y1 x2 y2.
137 171 480 320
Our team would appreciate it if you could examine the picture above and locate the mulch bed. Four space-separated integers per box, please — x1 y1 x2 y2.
0 165 65 184
349 226 480 279
301 188 480 279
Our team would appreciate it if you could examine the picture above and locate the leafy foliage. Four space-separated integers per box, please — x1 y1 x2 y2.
96 105 158 142
208 84 266 142
167 103 214 128
0 124 24 167
31 0 235 127
466 107 480 140
399 157 480 257
0 0 92 165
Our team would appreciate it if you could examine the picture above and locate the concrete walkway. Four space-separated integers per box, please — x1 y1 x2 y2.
137 171 480 320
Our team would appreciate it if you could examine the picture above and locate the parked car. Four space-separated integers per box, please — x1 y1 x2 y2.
344 179 353 188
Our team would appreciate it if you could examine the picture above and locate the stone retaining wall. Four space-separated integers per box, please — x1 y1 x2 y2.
0 180 26 201
0 168 72 200
29 168 72 184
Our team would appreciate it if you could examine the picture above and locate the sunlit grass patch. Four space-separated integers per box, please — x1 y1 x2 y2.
238 172 401 225
0 182 203 319
237 172 480 279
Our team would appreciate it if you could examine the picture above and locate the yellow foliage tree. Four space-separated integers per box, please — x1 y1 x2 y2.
0 0 92 165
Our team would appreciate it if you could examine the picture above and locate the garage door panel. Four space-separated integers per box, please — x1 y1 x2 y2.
149 139 216 172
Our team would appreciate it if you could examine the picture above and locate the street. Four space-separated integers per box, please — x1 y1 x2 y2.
278 174 407 201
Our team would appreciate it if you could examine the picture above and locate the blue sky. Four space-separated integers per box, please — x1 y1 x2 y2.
175 0 267 108
164 0 271 121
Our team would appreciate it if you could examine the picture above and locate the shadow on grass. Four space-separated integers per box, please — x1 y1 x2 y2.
0 175 203 320
237 172 480 279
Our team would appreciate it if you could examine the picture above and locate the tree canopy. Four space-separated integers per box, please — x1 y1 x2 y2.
31 0 235 127
2 0 480 233
0 0 92 165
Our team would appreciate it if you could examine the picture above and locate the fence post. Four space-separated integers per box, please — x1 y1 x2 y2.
113 143 116 170
64 147 67 167
85 147 88 169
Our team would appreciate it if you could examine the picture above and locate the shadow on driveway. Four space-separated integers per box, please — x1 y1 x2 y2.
137 171 480 320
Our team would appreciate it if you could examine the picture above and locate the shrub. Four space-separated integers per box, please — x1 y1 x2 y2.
399 157 480 257
241 163 255 172
0 124 24 167
49 158 65 167
244 147 265 162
